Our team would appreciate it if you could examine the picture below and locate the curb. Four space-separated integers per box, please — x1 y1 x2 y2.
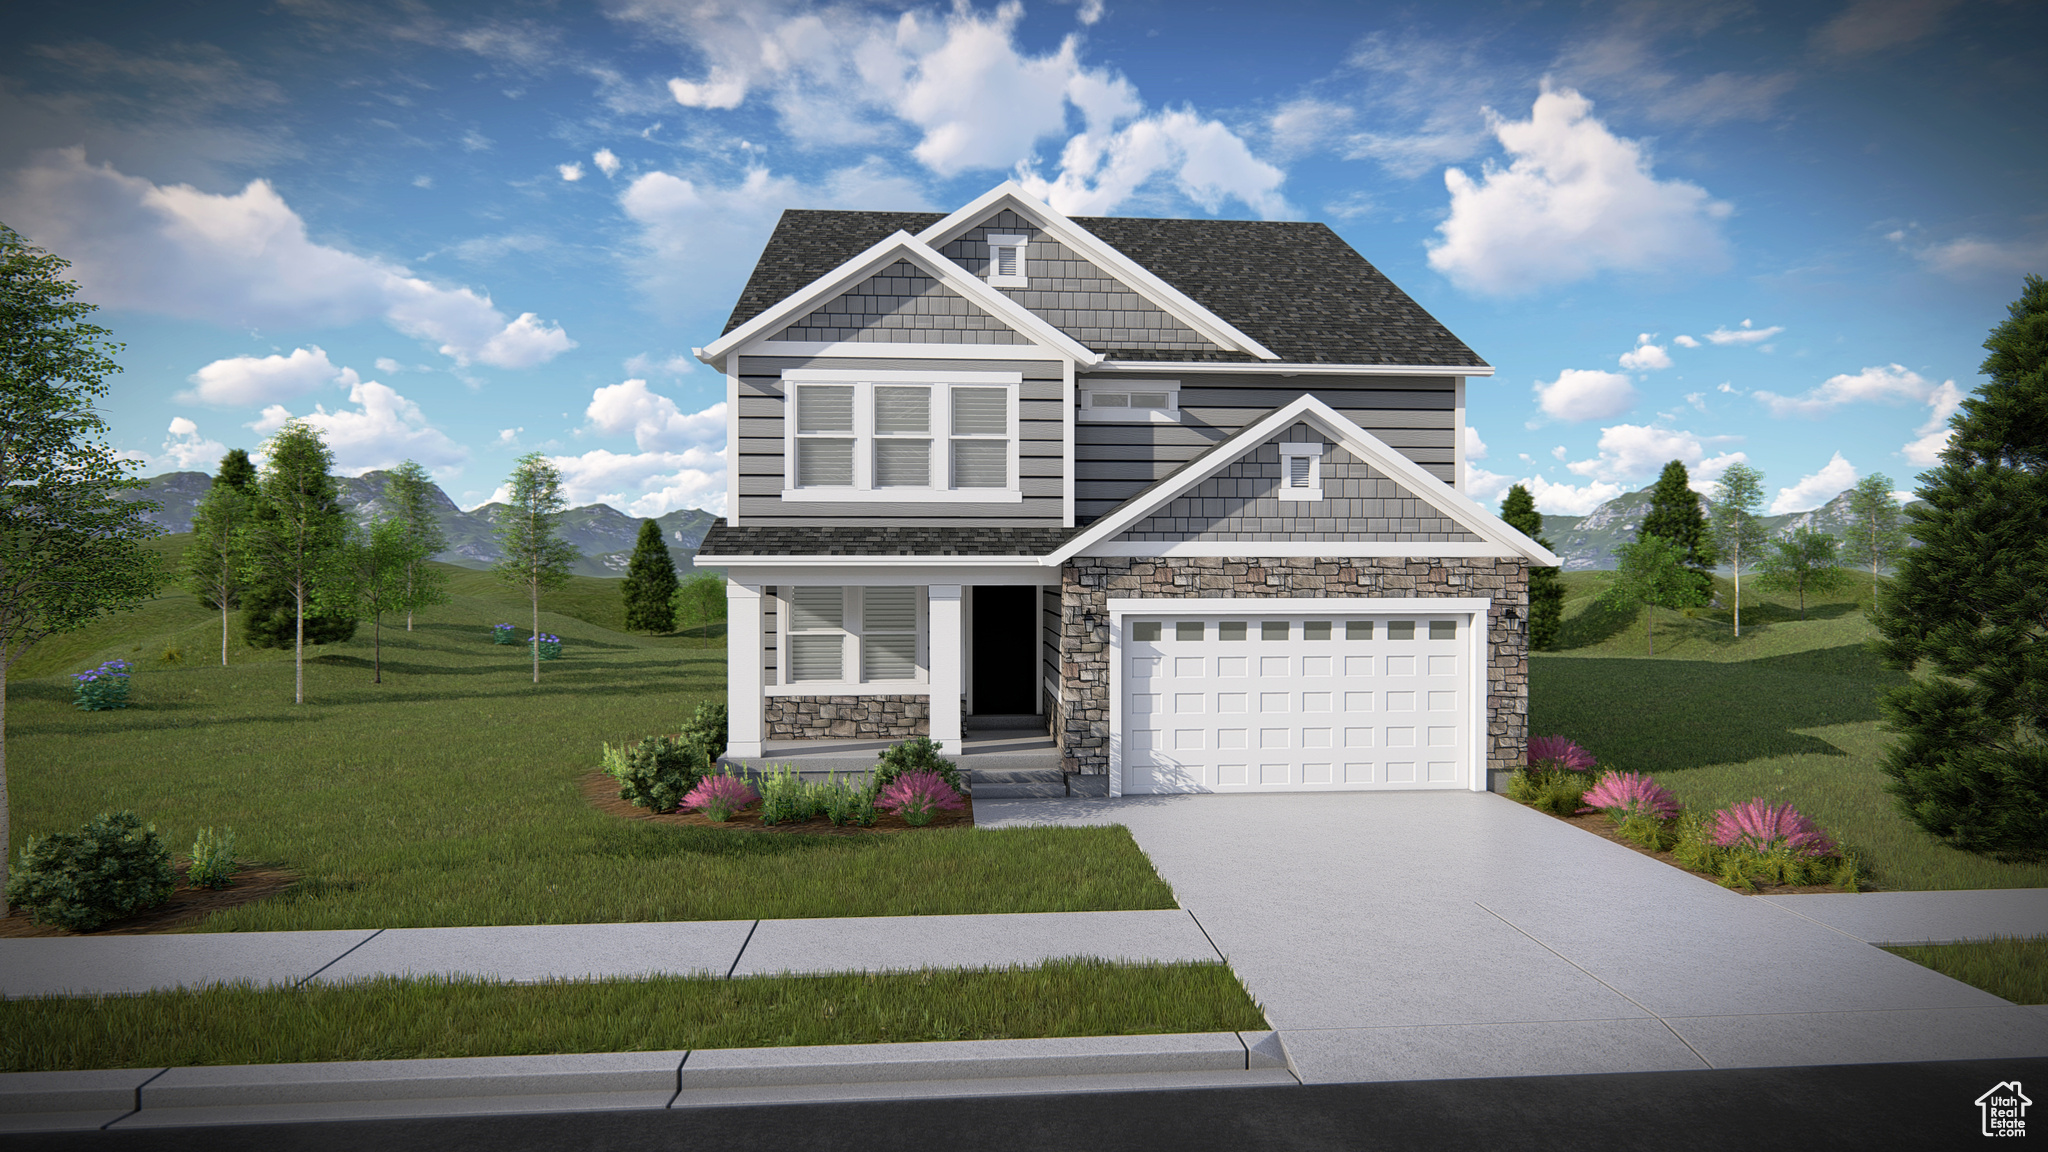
0 1031 1298 1131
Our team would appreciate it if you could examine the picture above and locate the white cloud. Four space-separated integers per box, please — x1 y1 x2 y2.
1426 85 1731 295
1753 363 1949 418
180 345 357 406
157 417 227 471
1769 451 1859 515
585 379 726 453
1565 423 1738 484
1463 424 1488 460
505 447 728 519
1526 474 1627 516
624 352 697 377
1075 0 1105 25
1617 333 1672 372
1903 379 1965 466
1020 106 1290 219
593 148 621 177
497 427 523 445
558 162 585 181
1268 99 1354 159
1328 31 1507 179
1673 334 1700 348
1697 319 1783 346
668 71 747 109
374 357 403 373
1534 368 1638 422
1463 463 1515 506
249 380 469 476
2 148 573 368
1905 234 2048 280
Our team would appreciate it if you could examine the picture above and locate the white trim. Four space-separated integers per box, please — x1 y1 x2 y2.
1095 361 1494 377
743 341 1064 361
782 376 1022 501
1277 442 1324 502
1078 379 1181 424
914 182 1280 361
1081 541 1548 559
783 369 1022 384
724 355 741 528
726 582 764 758
929 585 963 749
699 229 1100 367
1453 376 1466 494
781 488 1025 504
1048 393 1560 567
986 233 1029 288
1062 359 1076 527
764 681 929 698
710 556 1055 570
1108 597 1491 615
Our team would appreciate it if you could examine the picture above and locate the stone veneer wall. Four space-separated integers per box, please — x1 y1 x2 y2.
1057 557 1529 789
765 696 929 740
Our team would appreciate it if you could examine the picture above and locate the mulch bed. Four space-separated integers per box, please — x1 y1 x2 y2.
1536 807 1861 895
0 863 298 938
579 771 976 835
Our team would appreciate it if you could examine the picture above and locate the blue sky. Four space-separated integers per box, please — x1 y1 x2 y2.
2 0 2041 518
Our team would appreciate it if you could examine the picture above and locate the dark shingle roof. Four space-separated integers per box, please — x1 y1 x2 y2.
721 209 1486 368
699 521 1078 558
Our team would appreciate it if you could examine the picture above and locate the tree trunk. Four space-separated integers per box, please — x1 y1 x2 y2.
221 596 229 666
1646 604 1654 657
531 576 540 684
1732 543 1742 639
373 611 382 684
294 581 305 705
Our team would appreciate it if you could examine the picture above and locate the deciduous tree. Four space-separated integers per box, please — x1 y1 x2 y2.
1843 473 1908 606
182 476 249 665
493 452 578 682
1601 533 1707 656
1709 462 1767 637
0 223 167 914
1871 274 2048 863
382 460 449 631
622 519 679 634
1639 460 1717 599
240 421 348 704
333 516 409 683
1757 527 1846 619
674 571 726 635
1499 484 1562 649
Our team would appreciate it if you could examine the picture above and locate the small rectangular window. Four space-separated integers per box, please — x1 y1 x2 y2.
1176 621 1204 641
1388 620 1416 641
1133 621 1162 642
986 234 1029 287
1261 620 1288 641
1346 620 1375 640
1305 621 1332 640
1220 621 1247 641
1429 620 1457 640
1078 381 1181 424
1277 443 1325 502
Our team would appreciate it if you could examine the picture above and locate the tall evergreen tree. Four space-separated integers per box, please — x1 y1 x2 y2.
0 223 168 914
1708 462 1767 637
216 447 257 493
621 519 678 634
1499 485 1562 649
183 479 249 665
1871 274 2048 864
240 421 349 704
1638 460 1716 599
493 452 578 683
382 460 450 630
1842 473 1908 606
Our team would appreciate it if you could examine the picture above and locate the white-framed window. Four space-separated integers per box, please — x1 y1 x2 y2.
1277 443 1325 502
783 370 1022 502
986 233 1029 288
1078 380 1181 424
777 586 927 688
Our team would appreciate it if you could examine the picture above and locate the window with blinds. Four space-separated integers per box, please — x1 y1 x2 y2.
951 386 1008 488
873 385 931 488
795 385 855 487
786 586 846 681
781 587 925 687
784 378 1017 498
861 587 918 680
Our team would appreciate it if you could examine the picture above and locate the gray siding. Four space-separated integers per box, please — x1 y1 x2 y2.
940 209 1221 355
776 260 1024 345
1117 422 1480 543
1076 372 1457 522
735 355 1067 528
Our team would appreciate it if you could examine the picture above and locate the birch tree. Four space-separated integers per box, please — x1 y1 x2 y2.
493 452 578 682
383 460 449 630
241 421 347 704
1843 473 1908 607
1709 462 1767 637
182 479 249 665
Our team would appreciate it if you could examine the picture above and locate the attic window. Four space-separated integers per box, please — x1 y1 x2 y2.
986 234 1029 288
1277 443 1325 502
1079 380 1180 424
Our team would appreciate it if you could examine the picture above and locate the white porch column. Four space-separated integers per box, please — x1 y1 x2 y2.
928 584 963 753
726 582 764 758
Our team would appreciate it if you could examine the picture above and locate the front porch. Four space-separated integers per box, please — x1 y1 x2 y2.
718 717 1108 798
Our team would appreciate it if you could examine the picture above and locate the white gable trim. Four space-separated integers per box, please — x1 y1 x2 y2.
1096 361 1494 378
1049 393 1560 567
916 182 1281 362
697 230 1101 367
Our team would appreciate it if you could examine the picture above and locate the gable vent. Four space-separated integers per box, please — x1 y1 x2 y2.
986 233 1029 288
1288 455 1313 488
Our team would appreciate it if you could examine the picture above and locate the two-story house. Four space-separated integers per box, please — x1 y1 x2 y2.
694 182 1556 797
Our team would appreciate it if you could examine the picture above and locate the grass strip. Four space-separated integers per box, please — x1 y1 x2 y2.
1882 936 2048 1005
0 959 1267 1073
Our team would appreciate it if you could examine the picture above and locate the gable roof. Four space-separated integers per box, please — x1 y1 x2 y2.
1048 394 1558 566
718 193 1489 369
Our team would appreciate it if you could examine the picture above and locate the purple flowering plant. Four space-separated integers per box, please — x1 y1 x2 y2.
1527 735 1596 772
1582 771 1682 821
683 773 759 822
73 660 135 711
876 769 964 827
1710 799 1837 859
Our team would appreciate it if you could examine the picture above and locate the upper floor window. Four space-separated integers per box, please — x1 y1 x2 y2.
1079 380 1181 424
986 234 1029 288
1277 443 1324 502
784 370 1022 502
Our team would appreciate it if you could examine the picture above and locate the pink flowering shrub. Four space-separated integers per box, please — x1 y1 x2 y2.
682 774 759 822
1710 799 1837 859
1527 735 1596 772
876 769 964 827
1582 771 1682 821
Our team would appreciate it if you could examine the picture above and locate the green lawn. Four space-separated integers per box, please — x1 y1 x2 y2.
7 555 1174 930
1532 571 2048 892
0 960 1268 1073
1883 937 2048 1005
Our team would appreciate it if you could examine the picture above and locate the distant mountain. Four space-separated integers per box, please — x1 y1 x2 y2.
1522 484 1924 571
119 470 717 580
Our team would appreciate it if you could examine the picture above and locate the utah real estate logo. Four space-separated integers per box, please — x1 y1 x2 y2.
1977 1081 2031 1138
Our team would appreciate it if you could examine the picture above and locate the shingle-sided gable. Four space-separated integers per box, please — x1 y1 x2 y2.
1115 421 1482 544
774 259 1026 346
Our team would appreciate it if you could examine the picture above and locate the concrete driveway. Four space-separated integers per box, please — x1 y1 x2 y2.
978 790 2048 1084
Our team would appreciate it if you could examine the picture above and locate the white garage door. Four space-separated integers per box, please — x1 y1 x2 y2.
1120 610 1472 793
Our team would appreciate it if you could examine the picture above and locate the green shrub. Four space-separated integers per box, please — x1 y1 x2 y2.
757 763 824 825
680 701 728 762
5 811 177 931
1611 809 1677 852
187 827 240 890
820 773 878 827
1670 811 1867 891
1506 767 1593 817
873 736 964 796
601 735 708 814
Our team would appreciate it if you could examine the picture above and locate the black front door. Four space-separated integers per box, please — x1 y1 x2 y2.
971 585 1039 715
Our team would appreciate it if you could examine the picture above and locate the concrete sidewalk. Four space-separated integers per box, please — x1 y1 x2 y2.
0 909 1220 999
1762 888 2048 945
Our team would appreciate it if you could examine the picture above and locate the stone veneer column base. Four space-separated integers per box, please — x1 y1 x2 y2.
765 696 929 741
1057 557 1531 781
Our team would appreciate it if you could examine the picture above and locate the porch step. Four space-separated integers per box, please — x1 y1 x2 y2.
964 714 1049 732
971 769 1111 800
